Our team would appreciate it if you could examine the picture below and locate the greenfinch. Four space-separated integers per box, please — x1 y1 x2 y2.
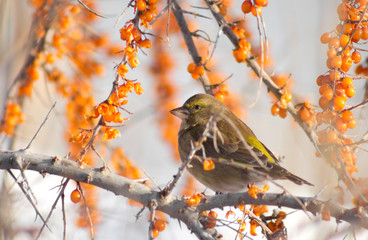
170 93 312 193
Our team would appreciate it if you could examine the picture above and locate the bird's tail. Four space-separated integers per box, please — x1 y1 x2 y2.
285 172 313 186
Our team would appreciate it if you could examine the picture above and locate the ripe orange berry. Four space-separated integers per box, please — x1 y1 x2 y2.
329 70 340 81
362 27 368 40
342 77 353 88
299 107 311 122
203 158 215 171
136 0 147 12
71 189 81 203
241 0 252 14
340 34 350 47
195 65 205 76
319 96 330 110
278 108 287 118
331 56 342 68
233 48 248 62
327 48 337 59
323 88 334 101
326 130 338 143
343 23 354 35
328 37 340 49
138 39 152 48
319 84 331 95
335 117 348 134
341 110 353 123
346 86 355 98
255 0 268 7
187 63 196 73
341 56 352 72
132 28 141 42
337 3 349 21
152 228 159 238
251 5 262 16
352 28 363 42
352 51 361 64
334 96 346 111
320 32 331 44
347 119 356 129
154 219 166 232
271 103 280 116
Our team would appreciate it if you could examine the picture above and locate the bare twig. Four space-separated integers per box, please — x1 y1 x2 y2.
24 102 56 150
7 169 50 231
35 178 70 239
77 0 106 18
77 182 95 240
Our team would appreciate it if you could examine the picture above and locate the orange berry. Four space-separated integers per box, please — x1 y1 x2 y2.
337 3 349 21
335 117 348 134
152 228 159 238
362 27 368 40
341 56 352 72
70 189 81 203
255 0 268 7
271 103 280 116
323 88 334 101
341 110 354 123
251 5 262 16
278 108 287 118
340 34 350 47
343 23 354 35
214 92 225 102
320 32 331 44
319 96 330 110
187 63 196 73
195 65 205 76
138 39 152 48
352 51 361 64
331 56 342 68
191 72 200 80
329 70 340 81
241 0 252 14
319 84 331 95
342 77 353 88
334 96 346 111
136 0 147 12
233 48 248 62
299 107 311 122
328 37 340 49
327 48 337 59
203 158 215 171
154 219 166 232
132 28 141 42
327 130 338 143
346 86 355 98
46 53 54 64
352 27 363 42
347 119 356 129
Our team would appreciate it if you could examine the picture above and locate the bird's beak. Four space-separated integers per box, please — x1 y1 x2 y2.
170 106 189 120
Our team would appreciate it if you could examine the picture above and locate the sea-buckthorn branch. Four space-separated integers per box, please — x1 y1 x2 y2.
0 150 367 237
204 0 368 204
170 0 213 94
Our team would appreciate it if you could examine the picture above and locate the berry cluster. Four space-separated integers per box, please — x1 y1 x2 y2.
315 0 367 178
241 0 268 16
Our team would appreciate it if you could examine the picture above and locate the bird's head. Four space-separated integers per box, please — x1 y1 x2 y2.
170 94 224 125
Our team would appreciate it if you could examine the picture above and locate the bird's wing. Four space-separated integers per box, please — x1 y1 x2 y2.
194 116 279 166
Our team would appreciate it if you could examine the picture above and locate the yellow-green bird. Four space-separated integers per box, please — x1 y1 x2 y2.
170 93 312 193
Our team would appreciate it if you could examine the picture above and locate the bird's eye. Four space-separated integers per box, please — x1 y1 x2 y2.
194 105 201 110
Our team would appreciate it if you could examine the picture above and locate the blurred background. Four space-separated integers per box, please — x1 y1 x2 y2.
1 0 367 239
